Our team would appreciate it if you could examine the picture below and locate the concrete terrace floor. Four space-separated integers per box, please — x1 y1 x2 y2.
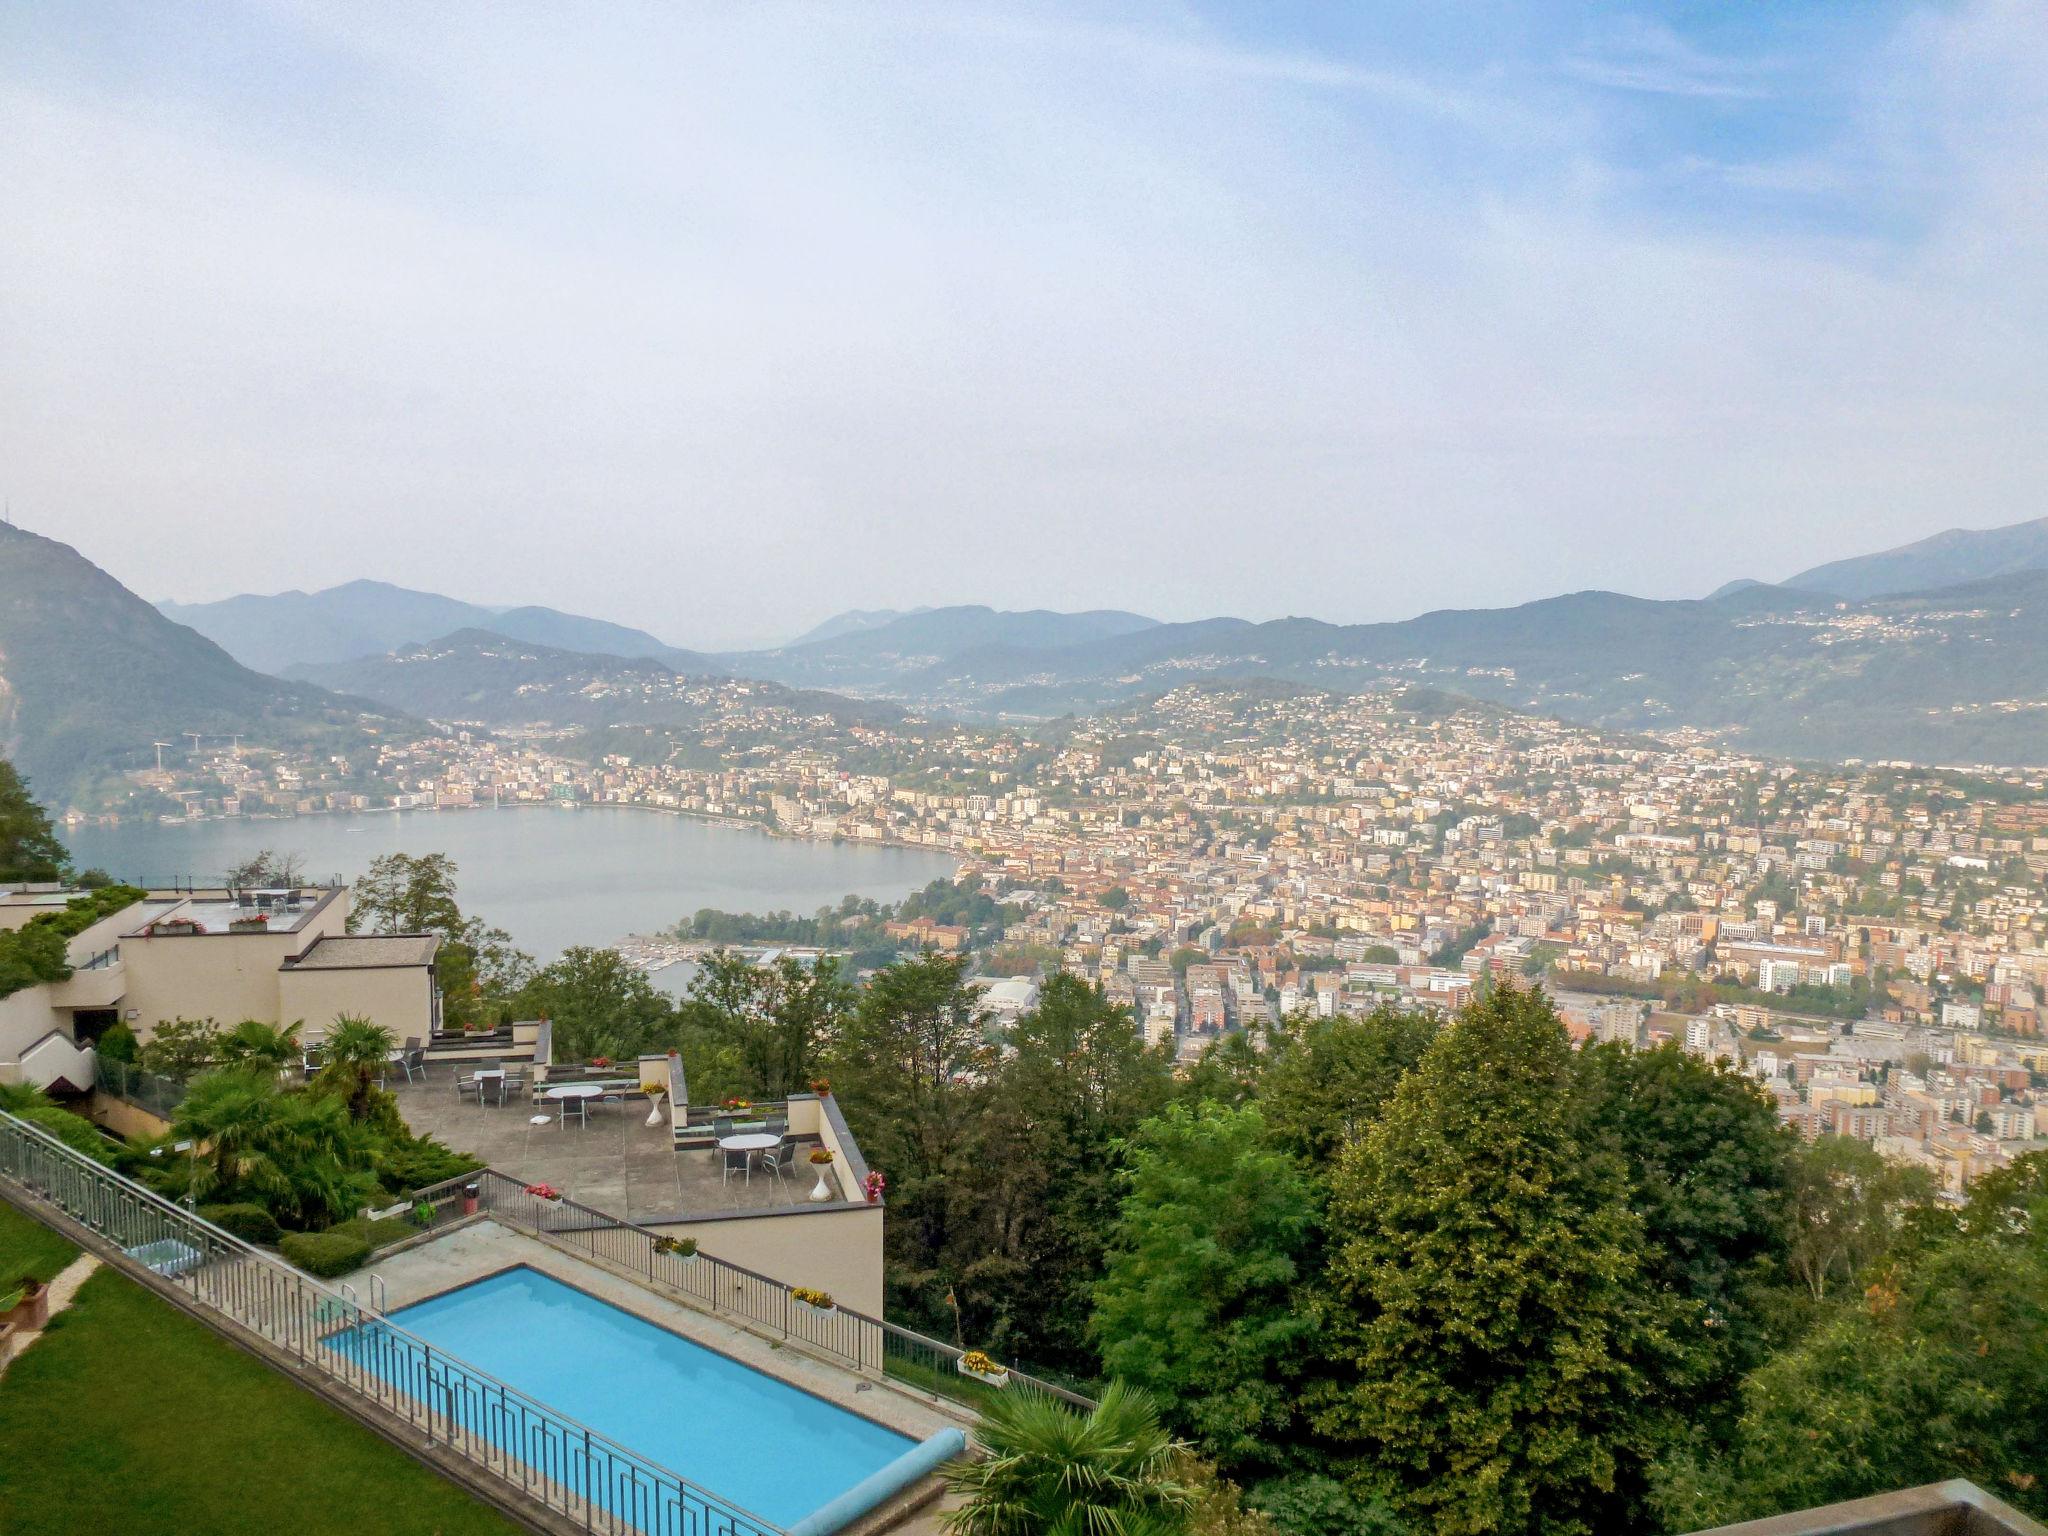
388 1063 822 1224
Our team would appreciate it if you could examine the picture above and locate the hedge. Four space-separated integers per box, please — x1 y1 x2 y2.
278 1229 371 1279
198 1203 282 1246
18 1106 117 1167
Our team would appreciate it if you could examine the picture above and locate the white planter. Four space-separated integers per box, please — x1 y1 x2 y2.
795 1300 835 1320
809 1168 834 1202
956 1359 1011 1389
644 1093 665 1128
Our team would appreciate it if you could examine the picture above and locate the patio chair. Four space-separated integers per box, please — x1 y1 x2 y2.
558 1094 589 1129
400 1045 426 1084
757 1135 790 1182
499 1066 527 1100
300 1048 324 1081
721 1140 751 1186
712 1115 735 1139
455 1073 485 1105
764 1115 787 1140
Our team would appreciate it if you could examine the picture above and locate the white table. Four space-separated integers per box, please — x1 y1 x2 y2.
718 1132 780 1182
547 1083 604 1127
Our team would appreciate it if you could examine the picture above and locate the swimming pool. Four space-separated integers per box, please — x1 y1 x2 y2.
328 1266 924 1531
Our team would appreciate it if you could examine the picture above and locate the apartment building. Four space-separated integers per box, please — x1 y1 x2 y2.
0 884 441 1091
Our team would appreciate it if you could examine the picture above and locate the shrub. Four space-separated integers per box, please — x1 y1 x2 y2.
18 1106 116 1166
198 1202 282 1246
377 1134 484 1196
279 1228 371 1279
96 1021 139 1064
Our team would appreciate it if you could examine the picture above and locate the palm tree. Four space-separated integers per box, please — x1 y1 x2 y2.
944 1382 1195 1536
172 1069 284 1200
216 1018 302 1076
319 1015 396 1122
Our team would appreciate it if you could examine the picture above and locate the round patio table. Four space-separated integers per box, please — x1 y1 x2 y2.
546 1083 604 1127
718 1132 779 1182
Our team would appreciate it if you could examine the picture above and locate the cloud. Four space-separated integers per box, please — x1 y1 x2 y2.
1562 18 1774 100
0 1 2043 648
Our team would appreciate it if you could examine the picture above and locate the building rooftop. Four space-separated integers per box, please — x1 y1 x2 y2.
127 888 337 936
388 1063 828 1223
286 934 440 969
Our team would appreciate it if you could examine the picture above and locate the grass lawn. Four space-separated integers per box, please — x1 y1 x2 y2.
0 1195 78 1285
0 1254 520 1536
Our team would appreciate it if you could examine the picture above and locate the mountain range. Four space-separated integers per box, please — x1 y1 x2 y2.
159 580 712 674
0 525 412 805
1742 513 2048 601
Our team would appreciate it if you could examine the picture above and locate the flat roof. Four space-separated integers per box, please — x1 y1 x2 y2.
126 887 342 938
285 934 440 970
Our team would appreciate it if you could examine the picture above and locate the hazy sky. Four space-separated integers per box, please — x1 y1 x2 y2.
3 2 2044 650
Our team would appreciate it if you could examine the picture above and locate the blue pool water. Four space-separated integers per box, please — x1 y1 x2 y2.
332 1266 914 1527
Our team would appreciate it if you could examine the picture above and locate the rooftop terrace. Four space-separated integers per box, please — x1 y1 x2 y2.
389 1063 833 1224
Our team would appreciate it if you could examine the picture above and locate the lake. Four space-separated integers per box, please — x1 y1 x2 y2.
59 807 958 964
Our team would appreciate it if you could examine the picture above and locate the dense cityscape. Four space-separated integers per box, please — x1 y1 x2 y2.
71 677 2048 1197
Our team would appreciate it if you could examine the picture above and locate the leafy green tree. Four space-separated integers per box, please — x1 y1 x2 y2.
680 950 852 1100
317 1015 395 1123
518 945 677 1064
1579 1041 1797 1415
352 852 531 1028
1094 1102 1317 1475
830 953 993 1317
1312 986 1692 1536
0 760 68 882
171 1069 376 1228
1785 1135 1937 1302
1658 1202 2048 1527
951 975 1172 1371
138 1016 224 1080
943 1382 1196 1536
1257 1008 1438 1164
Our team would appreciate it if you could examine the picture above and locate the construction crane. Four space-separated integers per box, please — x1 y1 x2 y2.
184 731 204 755
152 741 171 774
227 734 244 757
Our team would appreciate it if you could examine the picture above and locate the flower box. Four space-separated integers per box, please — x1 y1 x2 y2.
790 1286 835 1318
956 1352 1010 1388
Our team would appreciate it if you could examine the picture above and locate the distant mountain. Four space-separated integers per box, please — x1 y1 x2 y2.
0 525 409 805
726 604 1159 691
784 608 929 647
1782 514 2048 600
1706 578 1764 599
159 579 706 675
292 629 895 729
756 577 2048 766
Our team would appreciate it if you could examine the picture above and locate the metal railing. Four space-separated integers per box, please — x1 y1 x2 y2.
0 1110 782 1536
92 1056 189 1120
450 1169 1097 1412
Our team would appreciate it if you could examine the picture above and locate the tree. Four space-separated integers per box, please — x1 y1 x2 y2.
951 975 1173 1371
224 848 306 887
1659 1206 2048 1527
216 1018 302 1075
1785 1135 1937 1302
352 852 531 1028
138 1016 225 1080
943 1382 1196 1536
1579 1041 1798 1417
830 953 993 1322
518 946 677 1064
1094 1103 1317 1475
1100 886 1131 911
680 951 852 1101
171 1069 374 1228
1312 986 1692 1535
1256 1008 1438 1164
318 1014 396 1122
0 760 68 882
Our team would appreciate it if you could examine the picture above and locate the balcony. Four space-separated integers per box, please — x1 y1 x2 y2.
49 953 125 1010
1690 1481 2047 1536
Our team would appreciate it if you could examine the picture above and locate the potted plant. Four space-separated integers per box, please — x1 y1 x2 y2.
863 1170 887 1205
409 1197 436 1229
589 1055 612 1070
523 1182 563 1202
955 1349 1011 1389
807 1147 836 1203
810 1078 832 1097
791 1286 835 1318
642 1076 668 1126
1 1276 50 1331
653 1235 698 1261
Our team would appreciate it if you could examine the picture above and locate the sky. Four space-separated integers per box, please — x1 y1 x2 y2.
2 2 2044 651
